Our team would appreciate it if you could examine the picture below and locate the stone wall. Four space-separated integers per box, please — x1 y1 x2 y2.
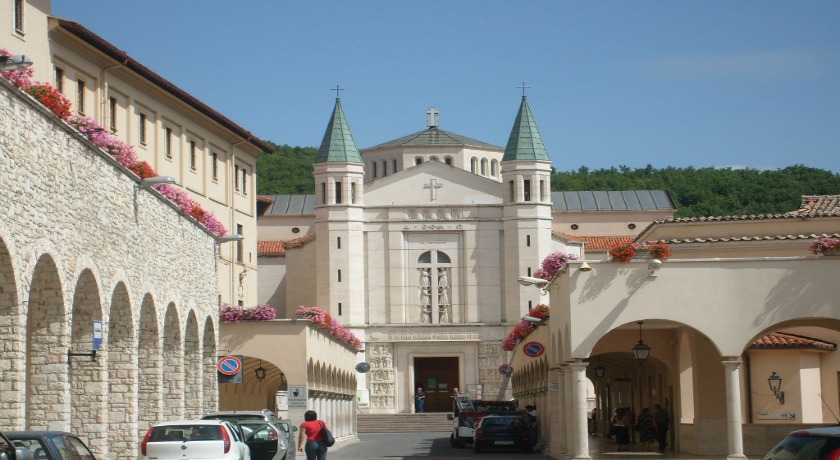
0 78 219 459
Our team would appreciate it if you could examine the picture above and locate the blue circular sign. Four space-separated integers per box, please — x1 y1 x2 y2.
498 364 513 376
217 356 242 376
523 342 545 358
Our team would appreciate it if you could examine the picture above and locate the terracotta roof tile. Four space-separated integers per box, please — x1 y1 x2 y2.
751 332 837 351
552 231 587 242
655 232 840 246
257 234 316 257
786 195 840 217
583 236 635 251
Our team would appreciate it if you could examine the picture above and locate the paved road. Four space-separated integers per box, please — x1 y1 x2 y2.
329 432 541 460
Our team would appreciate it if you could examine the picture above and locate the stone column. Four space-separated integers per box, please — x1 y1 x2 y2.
569 361 591 459
548 367 566 456
564 365 574 454
723 359 747 460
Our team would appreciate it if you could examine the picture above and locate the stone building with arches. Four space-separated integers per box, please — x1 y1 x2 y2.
1 76 221 458
509 196 840 458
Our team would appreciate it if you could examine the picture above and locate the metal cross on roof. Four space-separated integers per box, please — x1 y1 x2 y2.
332 84 344 99
517 82 531 97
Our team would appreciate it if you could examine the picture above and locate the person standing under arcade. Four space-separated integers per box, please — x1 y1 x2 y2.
415 387 427 413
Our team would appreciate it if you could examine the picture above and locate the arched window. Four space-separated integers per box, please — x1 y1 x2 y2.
444 156 453 166
382 160 388 176
415 157 423 165
470 157 478 173
372 162 378 178
430 156 439 162
481 159 488 175
417 250 452 324
491 160 498 176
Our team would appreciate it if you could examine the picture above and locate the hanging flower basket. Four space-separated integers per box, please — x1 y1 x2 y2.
645 242 673 261
609 243 637 263
535 251 579 280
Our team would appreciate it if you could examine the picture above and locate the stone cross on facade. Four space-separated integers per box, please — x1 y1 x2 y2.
426 107 440 128
424 178 443 201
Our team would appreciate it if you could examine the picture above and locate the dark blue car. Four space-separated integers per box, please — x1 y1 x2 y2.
5 431 95 460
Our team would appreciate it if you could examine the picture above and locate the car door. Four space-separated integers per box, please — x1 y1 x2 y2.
65 436 95 460
240 423 284 460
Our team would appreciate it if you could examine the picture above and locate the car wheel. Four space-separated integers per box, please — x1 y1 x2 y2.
473 441 482 453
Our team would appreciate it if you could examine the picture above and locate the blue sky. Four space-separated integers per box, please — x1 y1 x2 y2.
52 1 840 173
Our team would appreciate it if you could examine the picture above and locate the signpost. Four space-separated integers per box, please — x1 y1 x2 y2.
93 320 103 351
217 355 243 383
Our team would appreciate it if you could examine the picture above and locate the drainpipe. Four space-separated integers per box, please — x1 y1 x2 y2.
99 59 126 128
228 139 248 305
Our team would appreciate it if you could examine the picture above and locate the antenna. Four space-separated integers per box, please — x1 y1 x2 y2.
819 393 840 424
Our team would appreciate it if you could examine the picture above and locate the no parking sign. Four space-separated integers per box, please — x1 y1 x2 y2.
217 355 243 383
523 342 545 358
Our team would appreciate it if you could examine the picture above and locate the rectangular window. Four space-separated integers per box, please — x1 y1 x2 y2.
338 303 342 316
76 79 85 115
337 270 342 282
372 162 377 178
509 181 515 202
527 267 532 276
139 113 147 144
382 161 387 177
189 141 197 170
335 181 342 204
234 165 240 191
393 159 398 172
523 180 531 202
527 235 531 247
337 237 341 249
238 300 244 307
321 182 326 204
164 127 173 158
13 0 23 32
528 300 533 309
540 180 546 202
351 182 356 204
109 97 117 132
55 67 64 93
242 168 248 195
236 224 244 263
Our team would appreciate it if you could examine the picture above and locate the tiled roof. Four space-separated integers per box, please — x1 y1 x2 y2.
751 332 837 351
647 232 840 246
54 19 273 153
786 195 840 217
366 127 500 150
315 98 362 164
552 231 587 242
257 234 316 257
262 195 317 215
583 236 634 252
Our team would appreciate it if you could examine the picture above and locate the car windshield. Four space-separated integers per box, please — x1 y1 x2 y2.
483 417 518 427
150 425 222 441
763 433 840 460
240 424 278 442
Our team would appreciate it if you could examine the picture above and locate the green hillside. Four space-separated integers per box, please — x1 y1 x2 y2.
257 146 840 218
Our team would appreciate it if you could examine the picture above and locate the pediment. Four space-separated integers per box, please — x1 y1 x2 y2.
364 161 502 207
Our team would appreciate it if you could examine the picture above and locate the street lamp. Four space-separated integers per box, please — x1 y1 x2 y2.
632 321 651 366
594 357 606 378
768 371 784 404
517 276 548 288
0 54 33 70
141 176 176 186
218 234 244 243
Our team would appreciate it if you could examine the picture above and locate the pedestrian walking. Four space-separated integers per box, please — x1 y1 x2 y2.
298 410 331 460
636 407 656 452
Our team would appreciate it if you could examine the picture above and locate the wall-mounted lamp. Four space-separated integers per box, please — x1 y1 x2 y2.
218 235 244 243
768 371 784 404
648 259 663 277
517 276 549 288
0 54 33 70
632 321 651 365
579 262 592 272
254 360 267 382
141 176 176 186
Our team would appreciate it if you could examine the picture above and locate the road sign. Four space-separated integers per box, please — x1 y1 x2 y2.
523 342 545 358
93 320 103 351
498 364 513 376
217 356 243 376
288 386 307 408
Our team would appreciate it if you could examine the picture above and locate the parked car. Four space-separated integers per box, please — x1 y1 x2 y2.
5 431 95 460
471 415 535 453
762 426 840 460
203 410 296 460
238 422 288 460
1 431 32 460
139 420 251 460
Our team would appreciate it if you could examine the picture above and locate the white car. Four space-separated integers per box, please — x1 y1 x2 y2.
139 420 251 460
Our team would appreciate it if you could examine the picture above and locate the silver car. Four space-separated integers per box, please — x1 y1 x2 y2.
203 411 297 460
763 426 840 460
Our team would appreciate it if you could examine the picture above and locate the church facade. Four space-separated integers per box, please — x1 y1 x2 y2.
257 98 675 413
